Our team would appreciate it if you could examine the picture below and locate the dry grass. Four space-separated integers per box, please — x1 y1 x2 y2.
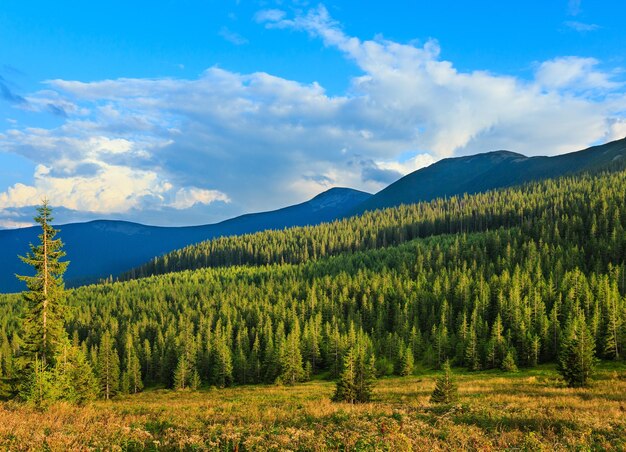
1 365 625 451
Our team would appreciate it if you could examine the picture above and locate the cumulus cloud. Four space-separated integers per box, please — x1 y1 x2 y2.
168 187 231 210
0 4 625 227
0 163 228 214
535 57 619 91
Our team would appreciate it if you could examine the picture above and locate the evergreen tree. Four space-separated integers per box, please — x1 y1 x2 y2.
602 280 622 359
16 201 69 369
97 332 120 399
211 334 233 388
399 346 414 376
173 326 198 390
430 360 458 404
278 323 305 385
55 341 98 404
332 346 375 403
557 312 596 387
21 356 57 407
500 350 518 372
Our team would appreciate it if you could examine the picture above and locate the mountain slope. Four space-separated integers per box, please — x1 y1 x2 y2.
0 187 371 293
355 137 626 213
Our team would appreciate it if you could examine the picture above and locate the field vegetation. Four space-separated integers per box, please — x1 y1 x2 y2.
1 364 625 450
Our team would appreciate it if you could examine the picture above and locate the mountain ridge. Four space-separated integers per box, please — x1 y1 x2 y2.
354 137 626 213
0 187 371 293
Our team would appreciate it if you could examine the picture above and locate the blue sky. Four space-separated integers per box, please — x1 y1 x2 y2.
0 0 625 227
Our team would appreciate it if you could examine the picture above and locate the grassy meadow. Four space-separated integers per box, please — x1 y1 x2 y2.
1 364 625 451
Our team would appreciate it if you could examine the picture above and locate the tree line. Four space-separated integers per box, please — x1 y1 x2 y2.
124 170 626 280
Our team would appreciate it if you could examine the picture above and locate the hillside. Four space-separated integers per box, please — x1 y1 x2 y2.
0 187 370 293
355 137 626 213
2 168 624 393
125 168 615 279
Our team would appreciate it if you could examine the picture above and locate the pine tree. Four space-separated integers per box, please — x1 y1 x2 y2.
332 346 375 403
211 336 233 388
332 348 358 403
500 350 518 372
55 340 98 404
430 359 458 404
97 332 120 399
603 280 622 359
16 201 69 369
173 327 198 390
22 356 57 407
557 312 596 387
121 334 143 394
278 324 305 385
399 346 414 376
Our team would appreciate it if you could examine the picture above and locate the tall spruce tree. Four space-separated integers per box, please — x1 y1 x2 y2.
97 331 120 399
17 200 69 369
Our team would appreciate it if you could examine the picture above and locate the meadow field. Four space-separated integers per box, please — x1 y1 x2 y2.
1 364 625 451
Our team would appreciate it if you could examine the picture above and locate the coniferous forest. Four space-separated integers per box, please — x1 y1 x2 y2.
1 169 625 398
0 169 626 449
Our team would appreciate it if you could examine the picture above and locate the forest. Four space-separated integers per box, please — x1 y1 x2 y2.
1 169 625 398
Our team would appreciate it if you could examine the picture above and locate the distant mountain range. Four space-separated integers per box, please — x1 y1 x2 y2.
0 187 371 293
355 137 626 213
1 136 625 293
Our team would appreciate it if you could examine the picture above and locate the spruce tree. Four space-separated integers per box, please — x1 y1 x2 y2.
22 356 57 407
399 346 414 376
500 350 518 372
278 326 305 385
17 200 69 369
430 360 458 404
333 348 357 403
332 346 375 403
97 332 120 399
557 313 596 387
55 340 98 404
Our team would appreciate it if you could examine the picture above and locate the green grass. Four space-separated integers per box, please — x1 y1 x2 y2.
1 365 625 450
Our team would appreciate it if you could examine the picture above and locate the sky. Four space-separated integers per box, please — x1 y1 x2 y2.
0 0 625 228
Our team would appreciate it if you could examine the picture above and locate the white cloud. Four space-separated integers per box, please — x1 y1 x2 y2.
0 163 163 213
607 118 626 141
0 5 625 226
0 218 33 229
565 21 599 32
254 9 286 23
375 154 436 175
0 162 229 214
219 27 249 45
168 187 231 210
535 57 619 91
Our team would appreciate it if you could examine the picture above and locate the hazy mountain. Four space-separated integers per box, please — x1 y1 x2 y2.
0 187 371 293
355 137 626 213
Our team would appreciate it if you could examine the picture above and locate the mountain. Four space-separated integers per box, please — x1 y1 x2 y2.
0 187 371 293
354 137 626 214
